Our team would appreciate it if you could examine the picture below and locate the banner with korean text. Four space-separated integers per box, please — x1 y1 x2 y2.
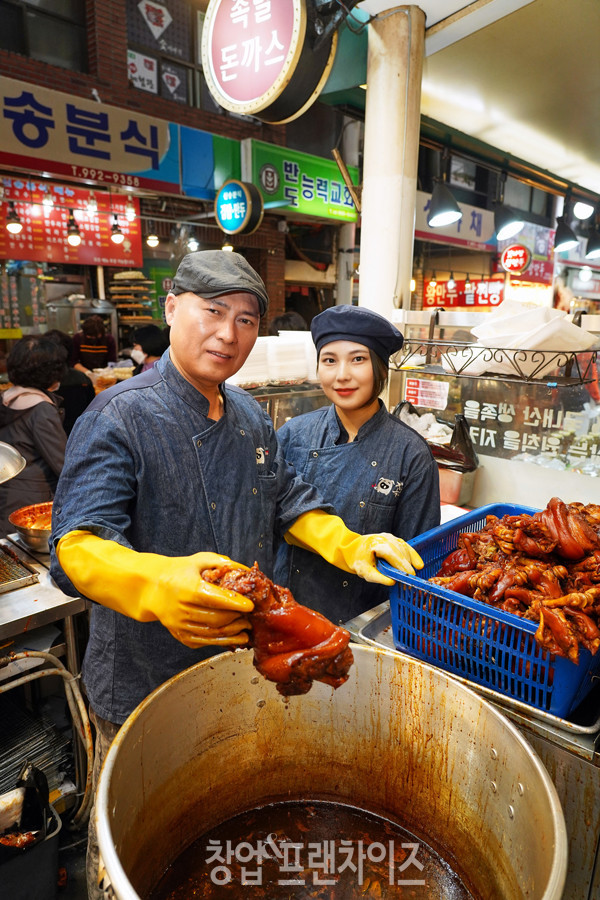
0 177 143 267
0 75 180 193
242 139 359 222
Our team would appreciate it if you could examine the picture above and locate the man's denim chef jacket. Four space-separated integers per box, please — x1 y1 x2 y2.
50 352 329 725
273 402 440 623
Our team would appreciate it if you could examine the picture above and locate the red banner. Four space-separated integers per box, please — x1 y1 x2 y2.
0 177 143 267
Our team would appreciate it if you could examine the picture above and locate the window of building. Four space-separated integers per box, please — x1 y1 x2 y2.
126 0 221 112
504 175 552 221
0 0 88 71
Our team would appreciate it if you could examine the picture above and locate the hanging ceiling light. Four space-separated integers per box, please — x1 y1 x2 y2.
42 187 54 209
494 204 524 241
464 273 472 291
585 228 600 260
494 172 524 241
87 191 98 215
553 215 578 253
427 179 462 228
429 271 437 287
221 239 234 252
6 201 23 234
110 214 125 244
125 197 136 221
66 209 81 247
427 148 462 228
146 220 159 248
447 272 456 290
187 231 199 252
579 265 593 282
409 278 416 293
573 201 595 220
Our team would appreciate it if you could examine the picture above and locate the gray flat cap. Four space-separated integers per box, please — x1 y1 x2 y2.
172 250 269 316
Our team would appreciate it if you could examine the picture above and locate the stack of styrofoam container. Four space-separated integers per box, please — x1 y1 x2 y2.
226 335 270 387
268 333 309 383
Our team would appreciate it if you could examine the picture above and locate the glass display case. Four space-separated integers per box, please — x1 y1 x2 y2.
389 310 600 507
249 382 329 430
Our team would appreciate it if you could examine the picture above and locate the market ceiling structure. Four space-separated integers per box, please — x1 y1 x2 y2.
337 0 600 200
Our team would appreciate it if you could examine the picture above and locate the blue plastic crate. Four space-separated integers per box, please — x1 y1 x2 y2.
379 503 600 718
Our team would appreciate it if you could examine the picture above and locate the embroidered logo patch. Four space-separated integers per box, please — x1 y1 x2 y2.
374 477 403 497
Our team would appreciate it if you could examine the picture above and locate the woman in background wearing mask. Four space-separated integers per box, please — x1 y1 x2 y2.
274 304 440 624
130 324 170 375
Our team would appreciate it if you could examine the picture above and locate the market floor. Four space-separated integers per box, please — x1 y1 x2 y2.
58 826 88 899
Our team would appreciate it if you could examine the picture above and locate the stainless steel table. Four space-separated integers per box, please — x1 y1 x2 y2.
0 536 89 675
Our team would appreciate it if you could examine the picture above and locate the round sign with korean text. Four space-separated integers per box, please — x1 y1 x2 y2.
500 244 531 275
201 0 337 123
214 180 264 235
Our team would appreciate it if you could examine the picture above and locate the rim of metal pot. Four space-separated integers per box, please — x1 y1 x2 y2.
96 644 568 900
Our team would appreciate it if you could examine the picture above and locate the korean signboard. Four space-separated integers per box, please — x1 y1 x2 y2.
423 278 504 309
214 180 264 235
0 176 143 267
415 190 496 251
202 0 303 114
201 0 337 124
242 139 358 222
500 244 531 275
495 222 554 285
0 75 180 194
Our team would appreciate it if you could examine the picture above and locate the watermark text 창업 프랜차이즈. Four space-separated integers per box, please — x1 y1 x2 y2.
205 836 426 887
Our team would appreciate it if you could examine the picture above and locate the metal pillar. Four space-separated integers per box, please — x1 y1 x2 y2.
358 6 425 316
336 118 361 305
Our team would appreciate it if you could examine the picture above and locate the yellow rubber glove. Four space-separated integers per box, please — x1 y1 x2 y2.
285 510 423 586
57 531 254 648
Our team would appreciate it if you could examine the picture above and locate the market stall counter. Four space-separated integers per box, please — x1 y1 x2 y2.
0 535 91 815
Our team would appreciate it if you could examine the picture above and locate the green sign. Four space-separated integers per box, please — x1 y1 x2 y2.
243 139 359 222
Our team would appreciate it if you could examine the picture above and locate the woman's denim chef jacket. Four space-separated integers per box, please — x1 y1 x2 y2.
273 402 440 623
49 353 329 725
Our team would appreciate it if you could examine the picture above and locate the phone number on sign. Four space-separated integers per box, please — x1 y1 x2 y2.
70 166 140 187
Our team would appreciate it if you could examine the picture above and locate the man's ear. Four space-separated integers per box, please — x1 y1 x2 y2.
164 292 176 326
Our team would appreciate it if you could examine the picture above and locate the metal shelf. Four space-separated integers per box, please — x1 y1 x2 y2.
390 340 598 385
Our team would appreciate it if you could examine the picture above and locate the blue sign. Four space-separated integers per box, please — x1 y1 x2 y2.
214 179 263 235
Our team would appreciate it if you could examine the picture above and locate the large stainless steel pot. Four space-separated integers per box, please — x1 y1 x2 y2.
96 645 567 899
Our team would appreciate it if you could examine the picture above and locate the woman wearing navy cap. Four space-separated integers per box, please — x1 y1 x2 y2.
274 304 440 623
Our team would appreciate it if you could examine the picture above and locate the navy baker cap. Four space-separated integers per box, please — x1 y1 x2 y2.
311 305 404 365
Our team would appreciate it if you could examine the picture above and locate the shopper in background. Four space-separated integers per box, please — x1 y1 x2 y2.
70 314 117 375
274 304 440 623
46 329 96 435
268 310 308 334
0 335 67 535
130 323 170 375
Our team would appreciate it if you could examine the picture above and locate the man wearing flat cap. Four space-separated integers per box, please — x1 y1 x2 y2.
50 251 420 897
